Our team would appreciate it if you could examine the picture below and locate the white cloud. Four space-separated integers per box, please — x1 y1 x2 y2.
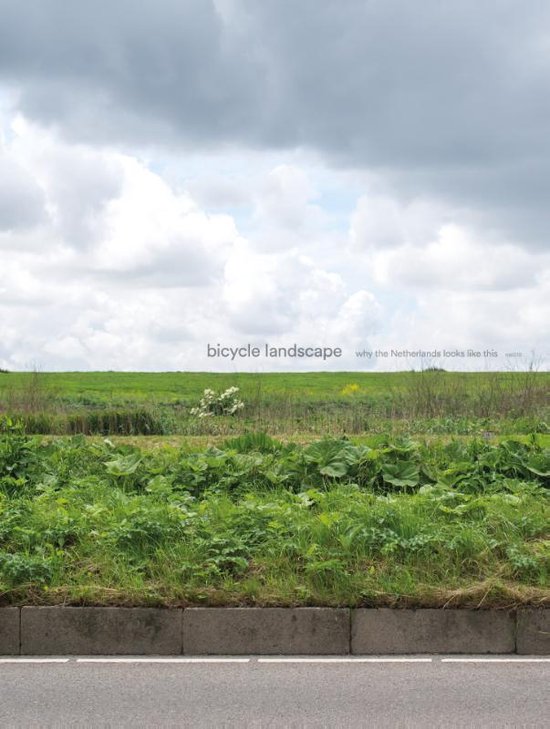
0 113 385 371
0 108 547 372
371 224 543 291
256 165 315 228
222 241 343 335
249 164 328 252
369 280 550 371
92 154 239 286
350 193 454 251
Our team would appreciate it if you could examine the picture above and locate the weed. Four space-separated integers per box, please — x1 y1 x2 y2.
0 431 547 607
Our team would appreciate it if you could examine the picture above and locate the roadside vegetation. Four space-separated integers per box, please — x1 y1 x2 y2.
0 421 548 608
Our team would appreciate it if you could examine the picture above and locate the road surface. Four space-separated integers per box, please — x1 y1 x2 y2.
1 655 549 728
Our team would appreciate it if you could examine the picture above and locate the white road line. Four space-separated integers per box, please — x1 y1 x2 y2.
7 657 547 665
258 658 433 663
0 658 70 663
442 658 550 663
76 657 250 663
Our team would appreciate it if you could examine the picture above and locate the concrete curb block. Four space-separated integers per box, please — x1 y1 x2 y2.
0 607 20 655
20 607 182 655
517 609 550 655
184 608 350 655
0 608 547 654
352 608 515 654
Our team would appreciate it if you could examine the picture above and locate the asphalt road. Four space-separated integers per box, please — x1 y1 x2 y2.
1 656 549 728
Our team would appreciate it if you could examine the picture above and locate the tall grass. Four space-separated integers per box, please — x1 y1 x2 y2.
399 369 549 419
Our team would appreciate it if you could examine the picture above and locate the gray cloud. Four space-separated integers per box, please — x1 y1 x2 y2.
0 0 262 146
0 156 45 231
1 0 550 250
97 240 226 288
42 149 123 248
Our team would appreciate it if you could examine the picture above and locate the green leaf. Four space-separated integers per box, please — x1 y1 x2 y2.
104 454 142 477
319 462 348 477
525 454 550 478
382 461 420 488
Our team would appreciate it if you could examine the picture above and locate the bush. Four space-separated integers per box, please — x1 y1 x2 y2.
190 387 244 418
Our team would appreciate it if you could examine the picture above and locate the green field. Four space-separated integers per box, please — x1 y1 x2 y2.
0 370 548 437
1 369 548 401
2 370 413 401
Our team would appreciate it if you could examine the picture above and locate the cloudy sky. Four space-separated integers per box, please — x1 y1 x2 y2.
0 0 548 372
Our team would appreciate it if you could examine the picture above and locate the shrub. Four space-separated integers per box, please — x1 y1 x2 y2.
190 387 244 418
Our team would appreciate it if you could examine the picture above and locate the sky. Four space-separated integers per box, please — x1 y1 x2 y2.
0 0 548 372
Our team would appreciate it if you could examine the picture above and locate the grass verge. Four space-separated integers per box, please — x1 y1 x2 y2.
0 428 548 608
